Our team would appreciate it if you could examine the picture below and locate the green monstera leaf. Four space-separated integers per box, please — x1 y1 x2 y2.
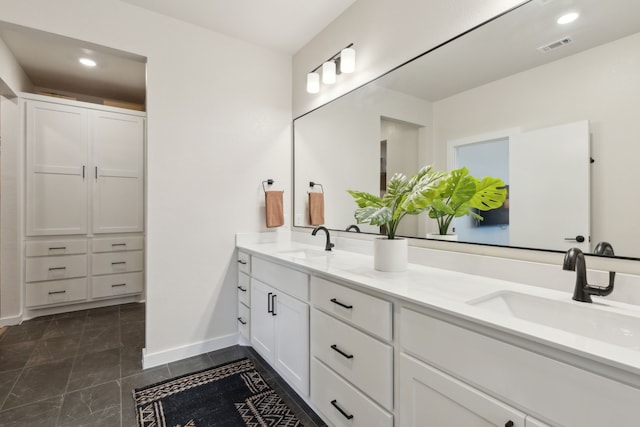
347 166 444 239
470 176 507 211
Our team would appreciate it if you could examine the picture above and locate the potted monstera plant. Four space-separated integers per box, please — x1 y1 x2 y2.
348 165 445 271
427 167 507 240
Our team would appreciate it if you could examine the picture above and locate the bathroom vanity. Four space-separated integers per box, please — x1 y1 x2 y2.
236 232 640 427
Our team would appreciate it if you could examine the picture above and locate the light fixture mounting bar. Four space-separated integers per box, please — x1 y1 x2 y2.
308 43 354 73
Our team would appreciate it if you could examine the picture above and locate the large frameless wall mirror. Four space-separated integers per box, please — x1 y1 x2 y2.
293 0 640 259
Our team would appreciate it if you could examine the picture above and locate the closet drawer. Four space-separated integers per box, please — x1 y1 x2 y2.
92 272 143 298
311 276 392 341
25 239 87 257
311 358 393 427
92 250 143 275
93 236 144 253
238 272 250 306
252 257 308 301
237 251 251 274
25 278 88 307
238 302 250 340
25 254 88 282
311 309 393 410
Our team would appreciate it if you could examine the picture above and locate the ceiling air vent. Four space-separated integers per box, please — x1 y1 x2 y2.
537 36 574 53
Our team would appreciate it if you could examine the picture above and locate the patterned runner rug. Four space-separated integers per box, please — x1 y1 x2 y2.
133 358 303 427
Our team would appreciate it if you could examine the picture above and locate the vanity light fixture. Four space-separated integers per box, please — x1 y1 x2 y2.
79 57 97 67
557 12 579 25
306 43 355 93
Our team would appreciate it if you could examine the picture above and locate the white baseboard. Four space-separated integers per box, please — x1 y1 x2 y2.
0 313 22 327
142 332 239 369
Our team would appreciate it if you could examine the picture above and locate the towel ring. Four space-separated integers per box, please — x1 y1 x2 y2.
309 181 324 193
262 179 274 193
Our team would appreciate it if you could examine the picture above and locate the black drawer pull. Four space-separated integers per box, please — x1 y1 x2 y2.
237 286 247 292
505 422 514 427
237 260 247 265
237 317 247 325
48 290 66 295
48 246 66 251
331 344 354 359
267 292 273 313
330 400 353 420
271 294 277 316
112 243 127 247
330 298 353 309
111 261 126 265
112 283 127 288
48 267 67 271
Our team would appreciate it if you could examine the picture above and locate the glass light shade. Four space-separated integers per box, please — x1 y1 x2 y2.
340 47 356 73
322 61 336 84
557 12 579 24
306 72 320 93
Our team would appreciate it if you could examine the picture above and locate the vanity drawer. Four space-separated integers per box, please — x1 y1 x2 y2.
25 239 87 257
238 302 250 340
311 358 393 427
252 257 308 301
92 272 143 299
311 309 393 410
25 254 88 282
237 251 251 274
238 272 250 306
92 250 143 275
311 276 392 341
92 236 144 253
400 307 640 427
25 278 88 307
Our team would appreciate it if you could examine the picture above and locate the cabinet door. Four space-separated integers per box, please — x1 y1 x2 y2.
26 101 88 235
91 111 144 233
274 291 309 396
399 354 526 427
250 279 276 361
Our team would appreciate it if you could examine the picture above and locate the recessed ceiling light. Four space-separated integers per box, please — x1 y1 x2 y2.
79 57 97 67
557 12 579 25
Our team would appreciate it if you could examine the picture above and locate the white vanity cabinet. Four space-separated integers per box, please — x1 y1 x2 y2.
399 306 639 427
236 251 251 341
310 276 394 427
249 257 309 396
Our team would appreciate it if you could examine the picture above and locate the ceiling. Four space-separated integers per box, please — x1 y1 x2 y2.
119 0 357 55
0 0 356 105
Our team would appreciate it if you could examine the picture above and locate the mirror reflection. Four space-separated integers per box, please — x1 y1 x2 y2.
293 0 640 258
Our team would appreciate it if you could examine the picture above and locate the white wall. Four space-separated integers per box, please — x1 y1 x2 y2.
432 32 640 257
0 35 33 95
0 0 291 364
292 0 526 117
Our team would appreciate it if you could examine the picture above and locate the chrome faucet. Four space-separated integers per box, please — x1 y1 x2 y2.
312 226 334 251
563 244 615 303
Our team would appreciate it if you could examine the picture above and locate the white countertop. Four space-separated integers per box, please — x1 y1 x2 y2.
237 236 640 381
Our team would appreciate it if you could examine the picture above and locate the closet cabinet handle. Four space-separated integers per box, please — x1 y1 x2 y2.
111 261 126 265
95 166 98 180
330 400 354 420
237 317 247 325
48 290 66 295
111 283 127 288
330 298 353 309
112 243 127 247
82 165 85 179
330 344 354 359
237 260 247 265
267 292 273 313
237 286 247 292
48 267 67 271
48 246 66 251
271 294 277 316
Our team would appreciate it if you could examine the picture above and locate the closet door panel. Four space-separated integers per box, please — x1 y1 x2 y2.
91 111 144 233
26 101 88 236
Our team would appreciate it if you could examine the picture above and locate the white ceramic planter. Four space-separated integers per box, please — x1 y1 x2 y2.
373 237 408 272
426 233 458 241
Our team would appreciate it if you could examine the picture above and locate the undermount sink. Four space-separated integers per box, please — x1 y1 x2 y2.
467 291 640 350
278 248 333 260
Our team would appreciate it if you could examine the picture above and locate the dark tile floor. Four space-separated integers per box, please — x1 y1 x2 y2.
0 303 326 427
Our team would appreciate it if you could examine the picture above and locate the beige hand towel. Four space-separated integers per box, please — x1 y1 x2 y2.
308 192 325 226
265 191 284 228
